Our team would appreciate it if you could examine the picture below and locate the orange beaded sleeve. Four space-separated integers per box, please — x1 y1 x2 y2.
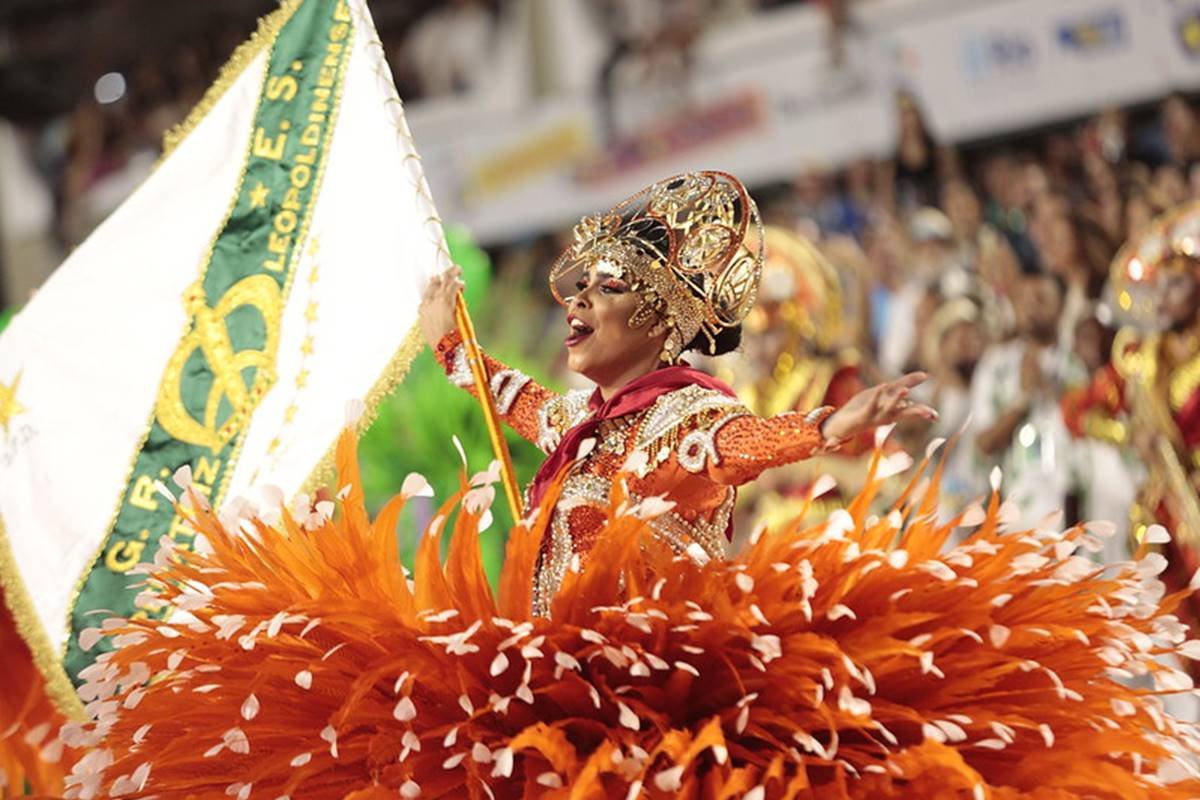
433 330 560 449
704 408 838 485
647 387 840 487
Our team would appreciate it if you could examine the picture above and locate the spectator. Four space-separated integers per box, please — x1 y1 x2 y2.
1059 314 1141 564
1033 208 1117 348
1161 92 1200 170
970 272 1077 527
404 0 498 98
920 297 987 510
979 150 1041 274
875 207 949 378
789 163 866 240
940 178 1018 337
879 91 945 214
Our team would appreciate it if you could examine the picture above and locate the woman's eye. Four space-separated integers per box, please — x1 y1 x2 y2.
602 283 625 294
574 280 588 291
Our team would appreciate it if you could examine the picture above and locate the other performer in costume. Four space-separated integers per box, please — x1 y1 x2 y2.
61 175 1200 800
1070 201 1200 671
718 226 876 530
418 173 934 614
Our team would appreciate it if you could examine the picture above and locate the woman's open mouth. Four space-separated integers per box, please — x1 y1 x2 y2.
565 316 593 347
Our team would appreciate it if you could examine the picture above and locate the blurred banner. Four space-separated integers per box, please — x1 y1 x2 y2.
882 0 1200 142
0 0 447 715
411 0 1200 244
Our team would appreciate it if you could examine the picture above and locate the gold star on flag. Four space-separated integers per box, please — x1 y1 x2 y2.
0 371 26 433
300 336 315 356
307 266 320 284
248 181 270 209
305 302 319 322
295 369 310 389
267 437 281 454
284 404 298 422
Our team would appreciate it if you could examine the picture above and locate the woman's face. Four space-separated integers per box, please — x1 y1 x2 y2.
562 263 666 385
1125 195 1154 238
898 100 923 138
942 180 981 235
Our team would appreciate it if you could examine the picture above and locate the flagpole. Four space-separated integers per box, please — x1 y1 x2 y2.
454 293 525 522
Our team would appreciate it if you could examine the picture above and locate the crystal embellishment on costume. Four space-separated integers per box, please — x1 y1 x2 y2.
447 342 532 415
532 472 611 617
676 411 748 474
489 370 531 415
536 390 591 453
635 385 747 456
445 344 474 389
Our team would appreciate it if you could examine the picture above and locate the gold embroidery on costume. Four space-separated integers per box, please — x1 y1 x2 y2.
634 385 746 454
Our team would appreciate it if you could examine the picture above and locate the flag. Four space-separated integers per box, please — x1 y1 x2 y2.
0 0 449 728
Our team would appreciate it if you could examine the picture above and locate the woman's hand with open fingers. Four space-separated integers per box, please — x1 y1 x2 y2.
820 372 938 442
418 265 464 348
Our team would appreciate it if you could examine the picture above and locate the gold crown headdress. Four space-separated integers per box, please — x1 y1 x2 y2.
1109 200 1200 325
549 171 765 361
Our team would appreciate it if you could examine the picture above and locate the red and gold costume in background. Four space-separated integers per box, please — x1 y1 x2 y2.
723 226 870 527
1064 201 1200 666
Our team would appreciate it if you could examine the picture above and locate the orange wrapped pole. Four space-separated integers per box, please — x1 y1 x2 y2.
454 293 525 521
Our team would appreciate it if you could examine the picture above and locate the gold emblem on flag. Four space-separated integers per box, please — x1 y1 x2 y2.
156 275 282 452
0 370 26 433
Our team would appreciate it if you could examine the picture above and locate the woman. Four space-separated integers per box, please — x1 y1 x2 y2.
418 172 935 613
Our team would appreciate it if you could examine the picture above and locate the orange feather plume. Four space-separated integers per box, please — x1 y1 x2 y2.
0 595 72 795
54 429 1200 799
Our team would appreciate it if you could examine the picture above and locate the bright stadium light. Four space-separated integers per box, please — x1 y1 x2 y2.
93 71 126 104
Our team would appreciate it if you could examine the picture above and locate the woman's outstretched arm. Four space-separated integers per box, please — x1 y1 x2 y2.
666 373 937 486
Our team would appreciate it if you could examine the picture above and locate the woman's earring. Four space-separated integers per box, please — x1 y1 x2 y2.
660 328 682 363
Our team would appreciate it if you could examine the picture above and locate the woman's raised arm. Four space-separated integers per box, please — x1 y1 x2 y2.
421 266 567 450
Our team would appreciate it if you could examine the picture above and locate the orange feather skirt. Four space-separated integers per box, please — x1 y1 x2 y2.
28 430 1200 798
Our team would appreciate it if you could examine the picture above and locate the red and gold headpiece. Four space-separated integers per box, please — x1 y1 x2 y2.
1110 200 1200 323
745 225 844 351
549 171 764 361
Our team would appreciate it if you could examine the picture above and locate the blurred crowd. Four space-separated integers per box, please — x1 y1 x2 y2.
394 0 841 102
737 89 1199 553
5 0 837 263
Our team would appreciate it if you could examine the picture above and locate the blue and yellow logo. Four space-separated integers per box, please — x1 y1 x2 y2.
1057 9 1127 52
1178 8 1200 59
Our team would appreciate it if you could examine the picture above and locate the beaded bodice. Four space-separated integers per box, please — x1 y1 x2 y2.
435 332 834 615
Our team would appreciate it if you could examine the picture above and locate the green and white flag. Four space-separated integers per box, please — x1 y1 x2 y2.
0 0 449 716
